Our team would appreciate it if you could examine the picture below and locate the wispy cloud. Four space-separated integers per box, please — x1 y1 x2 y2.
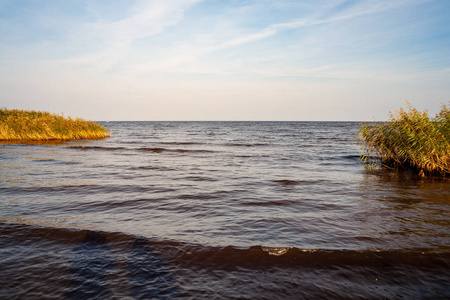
53 0 202 73
94 0 202 47
1 0 448 120
106 0 434 79
208 0 431 52
22 0 432 78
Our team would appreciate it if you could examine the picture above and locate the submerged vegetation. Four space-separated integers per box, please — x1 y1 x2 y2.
359 103 449 176
0 108 110 141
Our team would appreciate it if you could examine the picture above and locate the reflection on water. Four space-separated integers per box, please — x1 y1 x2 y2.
128 238 178 299
66 231 178 299
358 169 450 251
68 231 115 299
0 140 69 146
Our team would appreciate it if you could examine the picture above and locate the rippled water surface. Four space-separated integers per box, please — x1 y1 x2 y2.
1 122 449 299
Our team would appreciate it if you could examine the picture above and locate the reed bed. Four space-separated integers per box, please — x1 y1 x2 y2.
0 108 110 141
359 103 449 176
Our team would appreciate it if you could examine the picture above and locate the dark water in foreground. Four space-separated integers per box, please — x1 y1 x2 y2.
1 122 449 299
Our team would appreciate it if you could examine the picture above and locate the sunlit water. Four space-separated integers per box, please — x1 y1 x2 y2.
1 122 449 299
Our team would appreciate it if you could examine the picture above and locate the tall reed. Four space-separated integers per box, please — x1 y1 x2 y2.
359 103 449 176
0 108 110 141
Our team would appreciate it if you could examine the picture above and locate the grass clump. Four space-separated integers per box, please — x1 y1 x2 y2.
359 102 449 176
0 108 110 141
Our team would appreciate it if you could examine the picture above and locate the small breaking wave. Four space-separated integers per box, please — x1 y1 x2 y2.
1 223 448 269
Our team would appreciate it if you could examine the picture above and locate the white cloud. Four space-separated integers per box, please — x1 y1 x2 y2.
95 0 202 47
52 0 202 74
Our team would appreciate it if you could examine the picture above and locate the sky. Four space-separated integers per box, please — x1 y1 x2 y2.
0 0 449 121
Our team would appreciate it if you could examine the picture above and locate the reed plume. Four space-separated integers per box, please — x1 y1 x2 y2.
0 108 110 141
359 102 449 176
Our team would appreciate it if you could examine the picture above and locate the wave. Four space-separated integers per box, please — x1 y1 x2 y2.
339 155 380 161
181 246 450 269
32 158 57 163
128 165 176 171
137 147 215 154
1 222 448 269
137 147 165 153
341 155 362 160
178 176 217 182
224 143 269 147
242 200 298 207
159 142 205 146
64 145 215 154
0 184 175 196
317 137 350 142
274 179 326 186
68 146 126 151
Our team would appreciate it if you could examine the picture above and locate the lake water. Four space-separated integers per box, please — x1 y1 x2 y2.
1 121 449 299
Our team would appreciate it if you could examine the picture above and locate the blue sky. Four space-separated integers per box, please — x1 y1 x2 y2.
0 0 449 120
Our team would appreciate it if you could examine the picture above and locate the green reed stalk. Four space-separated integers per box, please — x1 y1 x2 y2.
359 103 449 176
0 108 110 141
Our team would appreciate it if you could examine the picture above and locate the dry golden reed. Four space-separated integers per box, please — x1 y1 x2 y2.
359 102 449 176
0 108 110 141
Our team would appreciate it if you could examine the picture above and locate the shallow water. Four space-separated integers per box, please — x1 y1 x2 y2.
1 122 449 299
